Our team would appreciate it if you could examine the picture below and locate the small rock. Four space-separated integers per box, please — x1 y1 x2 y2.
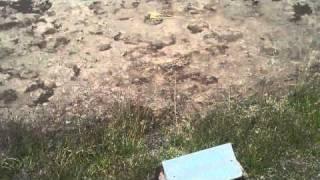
185 3 202 14
46 10 56 16
73 65 80 77
261 46 279 56
30 0 52 14
0 18 19 30
0 89 18 104
33 22 56 36
150 40 166 50
0 74 9 85
113 32 122 41
30 37 47 49
14 13 40 26
219 31 243 42
204 30 243 43
202 75 218 85
88 1 105 15
187 22 209 34
216 44 229 54
204 4 217 12
179 72 218 85
31 88 54 105
98 43 112 51
132 1 140 8
205 44 228 55
71 65 80 80
25 80 44 93
44 80 57 89
132 77 149 85
88 25 104 35
19 69 39 79
53 36 70 48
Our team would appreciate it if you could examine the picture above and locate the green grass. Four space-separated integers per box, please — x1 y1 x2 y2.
0 80 319 179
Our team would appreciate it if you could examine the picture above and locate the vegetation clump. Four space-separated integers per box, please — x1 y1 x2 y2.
1 80 319 179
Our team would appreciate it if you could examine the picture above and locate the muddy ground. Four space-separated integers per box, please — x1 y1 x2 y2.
0 0 320 124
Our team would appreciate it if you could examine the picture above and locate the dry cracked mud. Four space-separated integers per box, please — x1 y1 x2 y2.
1 0 320 123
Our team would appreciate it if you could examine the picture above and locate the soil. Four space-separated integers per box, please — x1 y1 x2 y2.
1 0 320 123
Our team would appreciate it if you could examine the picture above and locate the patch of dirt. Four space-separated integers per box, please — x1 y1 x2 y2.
0 0 320 122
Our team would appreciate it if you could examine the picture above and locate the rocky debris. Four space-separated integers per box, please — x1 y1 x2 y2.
187 22 209 34
97 43 111 51
159 54 192 73
203 30 243 43
202 75 219 85
0 46 14 59
118 16 131 21
205 44 229 55
0 66 39 79
0 73 9 85
24 78 56 105
25 79 44 92
291 2 312 21
131 1 140 8
150 40 166 51
131 77 149 85
70 65 80 80
0 17 19 30
119 0 141 9
32 22 56 36
19 69 39 79
0 4 17 18
0 67 18 79
25 79 56 93
184 3 204 15
0 89 18 104
44 80 56 89
149 35 176 51
216 44 229 54
144 11 163 25
30 88 53 105
46 36 70 52
113 32 122 41
123 34 143 45
54 36 69 48
12 12 39 25
88 1 105 15
29 37 47 49
88 26 103 35
261 46 280 56
0 13 39 30
203 3 217 12
0 0 51 15
178 72 218 85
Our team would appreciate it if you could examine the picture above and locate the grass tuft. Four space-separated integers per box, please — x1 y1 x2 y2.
0 81 319 179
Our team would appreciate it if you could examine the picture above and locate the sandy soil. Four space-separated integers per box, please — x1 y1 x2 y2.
1 0 320 123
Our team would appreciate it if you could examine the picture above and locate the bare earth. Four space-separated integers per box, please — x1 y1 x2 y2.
1 0 320 123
